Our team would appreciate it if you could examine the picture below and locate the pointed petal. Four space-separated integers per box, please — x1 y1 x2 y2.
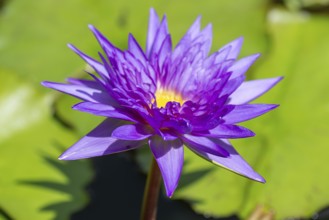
149 16 169 59
198 24 212 56
158 34 172 72
228 54 260 78
59 119 144 160
219 37 243 60
182 134 229 157
67 44 108 80
190 139 265 182
177 16 201 46
41 81 111 103
146 8 160 57
88 24 120 56
128 33 147 62
149 136 184 197
220 74 245 96
194 124 255 139
205 46 231 67
229 77 283 104
223 104 278 124
112 124 153 140
66 78 100 88
185 16 201 39
73 102 137 122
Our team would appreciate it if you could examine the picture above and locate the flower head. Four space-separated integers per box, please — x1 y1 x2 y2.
42 9 281 197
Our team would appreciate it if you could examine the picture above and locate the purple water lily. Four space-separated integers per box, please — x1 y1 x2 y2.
42 9 281 197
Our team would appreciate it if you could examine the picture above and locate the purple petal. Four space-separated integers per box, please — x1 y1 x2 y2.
157 34 172 72
190 139 265 182
146 8 160 58
223 104 278 124
182 134 229 157
73 102 137 122
194 124 255 139
148 16 169 59
128 33 147 62
219 37 243 60
41 81 111 103
198 24 213 56
159 130 178 141
67 44 108 80
173 16 201 57
229 77 283 104
220 74 245 96
88 24 120 56
66 78 100 89
59 119 144 160
112 124 153 140
204 46 231 67
149 136 184 197
228 54 260 78
184 16 201 40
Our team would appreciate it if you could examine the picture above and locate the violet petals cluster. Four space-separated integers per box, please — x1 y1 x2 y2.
42 9 281 197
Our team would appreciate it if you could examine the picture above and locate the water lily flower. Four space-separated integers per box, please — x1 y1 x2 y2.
42 9 281 197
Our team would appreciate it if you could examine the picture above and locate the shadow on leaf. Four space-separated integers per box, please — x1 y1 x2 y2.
19 149 92 220
179 167 213 191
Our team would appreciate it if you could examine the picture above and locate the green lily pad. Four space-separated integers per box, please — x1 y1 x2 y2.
0 0 267 86
175 8 329 219
0 70 92 219
284 0 329 10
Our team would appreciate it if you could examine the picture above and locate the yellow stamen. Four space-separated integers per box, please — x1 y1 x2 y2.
155 88 184 108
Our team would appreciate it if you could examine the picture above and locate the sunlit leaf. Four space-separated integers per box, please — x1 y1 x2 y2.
0 0 267 85
0 70 92 219
175 8 329 219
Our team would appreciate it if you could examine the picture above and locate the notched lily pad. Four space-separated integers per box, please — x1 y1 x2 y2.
0 70 92 220
175 8 329 220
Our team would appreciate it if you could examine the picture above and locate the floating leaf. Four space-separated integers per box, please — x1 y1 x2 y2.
284 0 329 10
175 8 329 219
0 70 92 219
0 0 267 85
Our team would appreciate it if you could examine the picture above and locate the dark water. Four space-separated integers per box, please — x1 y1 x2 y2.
71 152 329 220
71 152 237 220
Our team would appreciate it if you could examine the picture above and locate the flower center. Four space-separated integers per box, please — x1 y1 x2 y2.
155 88 184 108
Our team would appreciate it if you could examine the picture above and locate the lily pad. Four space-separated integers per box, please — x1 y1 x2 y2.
284 0 329 10
175 8 329 219
0 70 92 219
0 0 267 86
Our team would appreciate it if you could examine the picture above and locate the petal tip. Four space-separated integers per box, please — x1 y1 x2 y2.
72 102 83 110
150 7 156 14
166 189 174 198
149 8 159 21
248 171 266 183
276 76 284 83
88 24 95 30
41 81 50 87
41 81 57 89
237 36 244 41
58 150 83 161
253 53 261 59
58 153 69 160
271 104 280 110
67 43 76 51
163 178 178 198
256 175 266 183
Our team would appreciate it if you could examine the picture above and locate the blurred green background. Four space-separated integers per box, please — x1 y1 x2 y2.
1 0 329 219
